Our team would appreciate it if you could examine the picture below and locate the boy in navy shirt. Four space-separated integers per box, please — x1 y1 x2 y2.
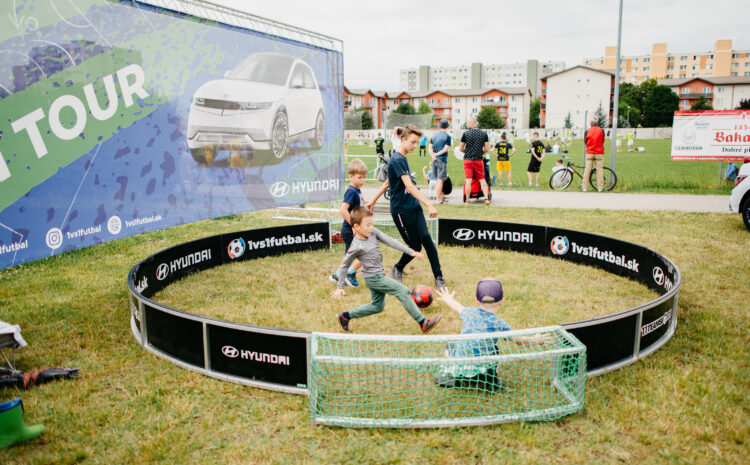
329 159 368 286
369 125 445 291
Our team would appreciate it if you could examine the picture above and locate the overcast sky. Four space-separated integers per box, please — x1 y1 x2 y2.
218 0 748 91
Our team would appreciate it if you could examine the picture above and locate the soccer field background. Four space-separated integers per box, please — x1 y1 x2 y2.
345 138 740 194
1 206 747 464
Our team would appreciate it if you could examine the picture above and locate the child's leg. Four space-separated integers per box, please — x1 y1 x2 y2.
348 280 386 319
372 274 425 323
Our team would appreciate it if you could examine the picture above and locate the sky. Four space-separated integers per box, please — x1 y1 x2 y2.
218 0 748 91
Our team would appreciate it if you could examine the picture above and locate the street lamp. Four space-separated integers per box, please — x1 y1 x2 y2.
626 105 630 127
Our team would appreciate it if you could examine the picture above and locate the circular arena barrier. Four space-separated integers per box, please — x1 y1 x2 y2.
128 219 680 396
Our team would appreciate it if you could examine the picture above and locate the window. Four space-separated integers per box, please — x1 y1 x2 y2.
679 65 687 70
668 56 674 62
643 66 650 71
632 67 638 71
693 65 699 70
666 74 673 79
456 108 460 114
472 108 478 114
644 58 651 63
745 72 750 76
732 53 740 58
456 98 460 102
472 97 478 102
632 58 638 63
732 63 739 68
703 87 711 93
444 98 449 105
716 98 724 106
732 72 738 77
668 65 674 71
707 54 713 60
681 100 689 108
680 56 687 61
430 98 434 104
746 62 750 68
693 55 699 60
681 87 690 94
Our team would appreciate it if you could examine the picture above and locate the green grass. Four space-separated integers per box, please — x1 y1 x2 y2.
345 138 742 195
1 206 749 464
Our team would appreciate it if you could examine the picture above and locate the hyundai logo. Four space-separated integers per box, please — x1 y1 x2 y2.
452 228 475 241
222 345 239 358
156 263 169 281
652 266 664 286
269 182 290 198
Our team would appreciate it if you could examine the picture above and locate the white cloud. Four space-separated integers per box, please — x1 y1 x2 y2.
217 0 747 89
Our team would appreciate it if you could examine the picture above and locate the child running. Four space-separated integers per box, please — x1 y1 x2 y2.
329 159 368 287
332 207 442 334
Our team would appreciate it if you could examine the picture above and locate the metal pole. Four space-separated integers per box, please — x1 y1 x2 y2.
610 0 624 171
719 161 724 188
582 110 588 165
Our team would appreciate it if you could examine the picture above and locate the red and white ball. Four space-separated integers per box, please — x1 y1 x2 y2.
411 285 434 309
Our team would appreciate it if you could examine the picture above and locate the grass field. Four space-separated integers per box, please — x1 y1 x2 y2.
345 138 742 195
1 204 748 464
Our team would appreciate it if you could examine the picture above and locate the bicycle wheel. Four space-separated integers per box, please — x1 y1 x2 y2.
590 167 617 191
549 168 573 190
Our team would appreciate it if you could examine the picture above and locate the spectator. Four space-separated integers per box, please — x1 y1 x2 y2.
527 131 545 187
429 119 452 204
724 162 739 185
583 116 605 192
419 134 428 157
459 119 491 205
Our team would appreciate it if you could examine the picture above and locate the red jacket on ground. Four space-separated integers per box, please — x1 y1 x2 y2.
584 125 605 154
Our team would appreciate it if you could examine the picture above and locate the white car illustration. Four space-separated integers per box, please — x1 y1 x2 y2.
186 53 325 164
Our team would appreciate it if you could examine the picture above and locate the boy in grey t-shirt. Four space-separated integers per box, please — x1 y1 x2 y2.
332 207 442 334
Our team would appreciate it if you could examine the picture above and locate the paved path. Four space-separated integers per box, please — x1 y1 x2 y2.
361 187 730 213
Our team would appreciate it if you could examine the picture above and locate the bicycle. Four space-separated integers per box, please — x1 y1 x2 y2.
548 153 617 191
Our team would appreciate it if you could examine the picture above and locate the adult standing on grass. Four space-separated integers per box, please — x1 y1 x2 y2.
527 131 545 187
459 118 491 205
583 116 605 192
368 124 446 292
419 134 428 157
429 119 452 204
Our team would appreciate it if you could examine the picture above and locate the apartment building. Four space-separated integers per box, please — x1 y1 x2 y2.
658 76 750 111
399 60 563 98
539 66 615 129
344 86 530 130
584 40 750 84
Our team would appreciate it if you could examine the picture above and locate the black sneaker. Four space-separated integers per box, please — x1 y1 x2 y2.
390 265 403 282
337 313 350 332
434 276 447 292
420 315 441 334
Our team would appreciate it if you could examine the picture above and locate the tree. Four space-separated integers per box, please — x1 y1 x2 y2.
690 96 713 111
564 112 573 129
529 98 541 128
417 101 432 114
360 110 374 130
477 106 504 129
393 102 416 115
618 101 641 127
736 98 750 110
593 102 609 128
642 85 679 127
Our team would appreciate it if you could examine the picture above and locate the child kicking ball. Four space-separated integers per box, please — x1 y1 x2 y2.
332 207 442 334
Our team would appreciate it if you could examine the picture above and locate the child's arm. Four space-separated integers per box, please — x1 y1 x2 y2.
366 180 389 210
400 174 437 218
435 288 464 315
372 228 423 260
422 166 429 182
339 202 352 226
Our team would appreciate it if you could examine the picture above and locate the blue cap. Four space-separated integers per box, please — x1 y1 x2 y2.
476 279 504 303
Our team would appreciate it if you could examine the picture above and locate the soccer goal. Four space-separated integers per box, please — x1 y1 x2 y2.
309 326 586 428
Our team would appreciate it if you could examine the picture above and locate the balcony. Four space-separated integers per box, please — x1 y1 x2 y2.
480 101 508 107
361 102 374 109
429 103 452 108
680 93 713 99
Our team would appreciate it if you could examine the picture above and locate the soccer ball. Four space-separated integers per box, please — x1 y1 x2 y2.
411 285 433 308
227 238 246 259
550 236 569 255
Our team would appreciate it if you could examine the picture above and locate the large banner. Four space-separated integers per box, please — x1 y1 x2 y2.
0 0 344 269
671 110 750 160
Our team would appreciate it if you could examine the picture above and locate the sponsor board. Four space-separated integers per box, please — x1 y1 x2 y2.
549 235 639 272
439 219 545 253
672 110 750 160
156 249 213 281
269 179 340 199
208 324 308 388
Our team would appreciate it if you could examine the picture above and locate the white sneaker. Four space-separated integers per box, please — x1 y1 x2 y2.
508 182 513 186
535 183 539 187
528 182 532 187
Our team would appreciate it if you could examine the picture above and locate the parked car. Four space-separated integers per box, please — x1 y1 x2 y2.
187 53 325 164
729 158 750 231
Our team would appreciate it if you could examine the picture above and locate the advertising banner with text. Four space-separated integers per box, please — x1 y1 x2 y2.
671 110 750 160
0 0 344 269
